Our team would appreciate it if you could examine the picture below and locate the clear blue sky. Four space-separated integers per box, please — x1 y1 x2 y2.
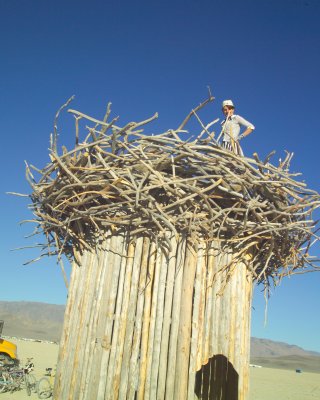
1 0 320 352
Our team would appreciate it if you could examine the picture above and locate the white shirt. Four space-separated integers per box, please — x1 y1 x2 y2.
221 114 255 142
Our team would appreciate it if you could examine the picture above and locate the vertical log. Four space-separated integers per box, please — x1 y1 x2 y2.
174 242 198 400
94 234 126 399
137 241 157 399
127 237 151 398
237 261 246 400
165 237 186 400
118 236 144 398
202 240 215 365
53 249 85 398
149 243 169 399
242 262 253 400
104 236 131 397
215 252 229 400
157 234 178 399
143 246 163 399
227 258 237 369
187 242 204 399
111 240 137 397
195 245 206 371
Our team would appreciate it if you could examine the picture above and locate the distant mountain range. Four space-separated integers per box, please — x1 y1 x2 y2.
1 301 319 372
0 301 64 342
250 337 320 358
250 338 320 373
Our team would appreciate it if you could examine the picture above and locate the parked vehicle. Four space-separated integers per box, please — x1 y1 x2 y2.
0 320 18 366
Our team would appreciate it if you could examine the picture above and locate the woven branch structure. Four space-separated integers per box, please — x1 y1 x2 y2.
25 96 320 399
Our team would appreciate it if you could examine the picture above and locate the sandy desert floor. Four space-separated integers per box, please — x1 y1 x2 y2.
248 367 320 400
1 339 319 399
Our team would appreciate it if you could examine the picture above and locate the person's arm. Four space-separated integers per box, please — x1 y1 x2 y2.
236 115 255 140
241 126 254 138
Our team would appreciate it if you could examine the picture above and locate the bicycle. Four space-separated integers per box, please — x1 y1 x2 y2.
0 357 36 396
37 366 55 399
0 365 10 393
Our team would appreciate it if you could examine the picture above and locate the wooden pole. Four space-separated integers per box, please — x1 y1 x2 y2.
165 237 186 400
174 242 198 400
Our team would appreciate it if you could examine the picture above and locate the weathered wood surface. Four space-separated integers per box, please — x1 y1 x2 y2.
54 235 253 400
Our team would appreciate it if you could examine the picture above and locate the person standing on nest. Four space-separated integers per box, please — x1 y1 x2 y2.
220 100 255 155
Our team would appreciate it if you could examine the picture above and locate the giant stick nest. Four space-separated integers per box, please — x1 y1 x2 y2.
23 96 320 287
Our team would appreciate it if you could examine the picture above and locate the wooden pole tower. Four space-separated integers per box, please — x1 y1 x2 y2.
25 96 320 399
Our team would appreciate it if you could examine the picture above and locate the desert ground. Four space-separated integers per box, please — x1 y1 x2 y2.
1 338 319 399
248 367 320 400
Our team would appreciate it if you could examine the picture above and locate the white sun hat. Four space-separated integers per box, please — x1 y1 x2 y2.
222 100 235 108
